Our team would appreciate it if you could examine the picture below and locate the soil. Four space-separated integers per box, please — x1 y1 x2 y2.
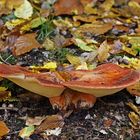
0 89 140 140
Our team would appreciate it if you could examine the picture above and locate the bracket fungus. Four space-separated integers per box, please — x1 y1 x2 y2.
0 64 65 97
62 63 140 97
0 63 139 109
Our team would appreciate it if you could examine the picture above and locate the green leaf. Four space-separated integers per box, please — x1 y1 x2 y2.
74 38 95 51
31 17 46 29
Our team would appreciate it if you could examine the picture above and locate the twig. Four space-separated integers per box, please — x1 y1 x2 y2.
0 107 18 111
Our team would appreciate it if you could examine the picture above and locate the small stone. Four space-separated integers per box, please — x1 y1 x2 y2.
8 104 14 108
122 59 129 65
2 103 7 108
100 129 108 135
61 30 67 36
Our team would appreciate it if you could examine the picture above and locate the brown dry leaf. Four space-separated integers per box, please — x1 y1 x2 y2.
13 33 41 56
0 121 10 138
35 114 64 133
80 0 95 6
83 1 97 15
5 0 24 10
99 0 115 12
53 0 84 16
73 15 97 23
97 41 110 62
128 1 140 16
75 22 113 36
26 116 46 126
127 102 140 115
128 112 140 126
114 25 129 33
127 81 140 96
53 34 73 48
0 0 24 16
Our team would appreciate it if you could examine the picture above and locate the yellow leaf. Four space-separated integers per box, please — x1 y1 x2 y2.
42 38 56 50
128 1 140 16
21 17 46 32
97 41 110 62
127 81 140 97
66 54 82 66
122 45 138 56
0 87 7 92
5 19 26 30
128 112 140 126
120 56 140 70
127 102 140 115
76 62 88 70
100 0 115 12
19 125 35 139
14 0 33 19
30 62 57 71
53 18 73 28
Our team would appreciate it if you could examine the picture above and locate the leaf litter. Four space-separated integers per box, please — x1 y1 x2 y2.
0 0 140 139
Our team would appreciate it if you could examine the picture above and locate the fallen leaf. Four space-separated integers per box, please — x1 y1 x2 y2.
74 38 96 51
53 0 84 15
30 17 46 29
19 125 35 139
14 0 33 19
83 1 98 15
66 54 82 66
76 62 88 70
53 18 73 29
75 22 113 36
127 81 140 96
5 0 24 10
97 41 110 62
122 45 138 56
128 1 140 16
35 114 64 133
0 121 10 138
42 38 56 50
13 33 42 56
99 0 115 13
5 19 26 30
128 112 140 126
120 56 140 70
0 0 24 16
26 116 46 126
30 62 57 71
73 15 96 23
127 102 140 115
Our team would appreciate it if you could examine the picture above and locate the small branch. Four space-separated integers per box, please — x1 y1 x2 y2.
0 107 18 111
